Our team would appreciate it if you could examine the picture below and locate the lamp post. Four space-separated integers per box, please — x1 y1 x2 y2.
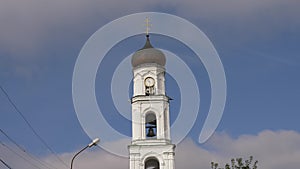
70 138 100 169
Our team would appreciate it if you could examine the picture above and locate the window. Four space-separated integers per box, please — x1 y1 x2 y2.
145 158 159 169
145 86 154 95
145 113 157 138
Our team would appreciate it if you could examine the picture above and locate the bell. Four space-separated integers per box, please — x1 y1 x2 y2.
147 127 156 137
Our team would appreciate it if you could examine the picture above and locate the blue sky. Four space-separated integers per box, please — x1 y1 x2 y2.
1 0 300 169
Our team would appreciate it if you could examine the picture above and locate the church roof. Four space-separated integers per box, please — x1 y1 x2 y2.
131 35 166 67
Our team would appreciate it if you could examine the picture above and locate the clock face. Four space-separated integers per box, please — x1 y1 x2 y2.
144 77 155 87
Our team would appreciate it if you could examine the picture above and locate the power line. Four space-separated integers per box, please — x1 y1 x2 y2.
0 129 58 169
0 85 69 169
0 158 13 169
0 141 42 169
0 129 26 152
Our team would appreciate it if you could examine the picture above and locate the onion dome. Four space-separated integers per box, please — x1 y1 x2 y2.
131 35 166 67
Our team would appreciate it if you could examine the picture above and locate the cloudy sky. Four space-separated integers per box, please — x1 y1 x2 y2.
1 0 300 169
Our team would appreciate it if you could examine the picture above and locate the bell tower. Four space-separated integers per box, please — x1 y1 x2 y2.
128 34 176 169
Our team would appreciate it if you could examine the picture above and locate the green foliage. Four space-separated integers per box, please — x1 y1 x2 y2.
211 156 258 169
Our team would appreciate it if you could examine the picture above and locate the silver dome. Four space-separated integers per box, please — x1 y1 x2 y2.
131 36 166 67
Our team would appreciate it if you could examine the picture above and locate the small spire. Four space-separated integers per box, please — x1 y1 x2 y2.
142 35 153 49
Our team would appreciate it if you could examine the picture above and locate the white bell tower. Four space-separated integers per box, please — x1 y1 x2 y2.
128 34 176 169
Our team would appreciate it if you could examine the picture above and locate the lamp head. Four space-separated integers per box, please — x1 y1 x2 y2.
88 138 100 147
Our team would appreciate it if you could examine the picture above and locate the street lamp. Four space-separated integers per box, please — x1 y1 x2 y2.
70 138 100 169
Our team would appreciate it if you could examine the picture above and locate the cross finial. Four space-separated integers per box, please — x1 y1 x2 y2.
145 17 151 36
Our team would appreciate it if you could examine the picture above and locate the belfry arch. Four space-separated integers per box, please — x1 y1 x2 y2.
145 112 157 138
145 157 160 169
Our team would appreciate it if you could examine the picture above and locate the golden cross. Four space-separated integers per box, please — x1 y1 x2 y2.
145 17 151 35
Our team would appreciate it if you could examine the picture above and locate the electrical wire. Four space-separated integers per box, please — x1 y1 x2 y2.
0 85 69 169
0 129 58 169
0 141 42 169
0 158 13 169
0 129 26 152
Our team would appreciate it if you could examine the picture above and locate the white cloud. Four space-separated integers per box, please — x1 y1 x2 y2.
205 130 300 169
1 130 300 169
42 149 128 169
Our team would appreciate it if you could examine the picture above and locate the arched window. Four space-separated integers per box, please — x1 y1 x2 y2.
145 113 157 138
145 158 159 169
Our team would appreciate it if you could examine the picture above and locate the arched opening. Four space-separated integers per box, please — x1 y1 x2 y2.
145 113 157 138
145 85 154 95
145 158 160 169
